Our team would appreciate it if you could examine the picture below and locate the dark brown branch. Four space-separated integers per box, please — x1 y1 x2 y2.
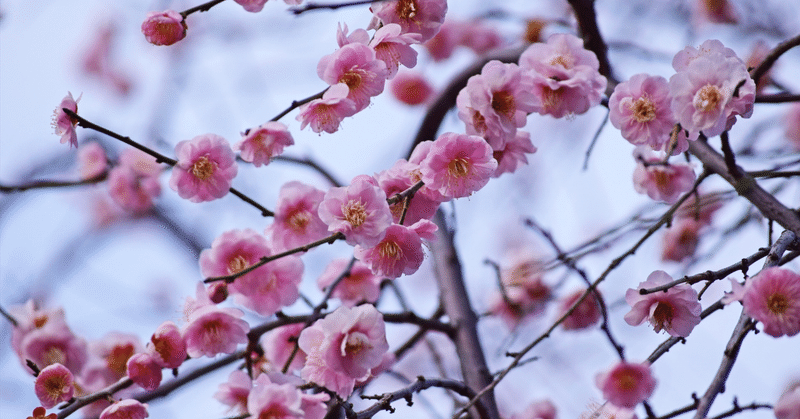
180 0 226 17
0 171 107 193
134 352 243 404
58 377 133 419
291 0 379 15
566 0 616 88
357 376 487 419
750 33 800 86
755 92 800 103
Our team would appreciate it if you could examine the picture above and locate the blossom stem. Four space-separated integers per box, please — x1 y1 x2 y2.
180 0 226 18
270 90 325 122
0 304 18 327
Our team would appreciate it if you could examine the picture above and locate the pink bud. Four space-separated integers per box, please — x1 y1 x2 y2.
390 71 434 106
141 10 186 46
149 321 187 369
207 282 229 304
34 363 74 408
126 353 162 391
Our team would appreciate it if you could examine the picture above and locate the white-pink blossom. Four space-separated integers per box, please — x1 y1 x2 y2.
318 175 393 247
183 284 249 358
369 24 421 78
354 219 437 278
51 92 80 148
317 43 388 111
141 10 186 46
632 156 696 204
236 122 294 167
492 130 537 177
169 134 238 203
317 259 382 307
370 0 448 43
265 181 329 251
742 267 800 337
609 74 675 150
625 270 702 337
296 83 358 134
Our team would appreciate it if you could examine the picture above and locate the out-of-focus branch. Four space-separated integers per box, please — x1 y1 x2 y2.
0 305 19 327
693 230 797 419
357 376 487 419
431 210 500 419
291 0 379 15
687 139 800 236
755 93 800 103
750 33 800 86
0 172 107 193
135 352 243 404
272 155 343 187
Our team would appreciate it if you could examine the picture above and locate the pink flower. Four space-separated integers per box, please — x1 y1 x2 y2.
147 321 186 369
419 132 497 199
183 284 250 358
296 83 358 134
558 289 602 331
141 10 186 46
370 24 421 78
81 22 133 97
234 0 268 12
661 219 702 262
423 20 462 61
78 142 108 179
317 259 382 307
214 370 252 414
632 156 696 204
609 74 675 150
625 270 702 337
490 258 552 327
34 363 75 408
742 267 800 337
51 92 80 148
376 159 441 225
519 33 607 118
595 361 657 409
200 229 271 283
669 40 755 139
511 399 557 419
126 353 162 391
317 43 388 112
27 407 56 419
265 181 329 251
390 70 434 106
19 331 87 377
694 0 738 25
721 278 746 305
236 122 294 167
459 20 504 55
784 103 800 150
457 61 537 149
169 133 238 203
492 130 537 177
298 304 389 397
774 385 800 419
261 324 307 372
81 332 142 386
99 399 149 419
354 219 437 278
108 149 163 213
370 0 448 42
246 374 305 419
318 175 393 247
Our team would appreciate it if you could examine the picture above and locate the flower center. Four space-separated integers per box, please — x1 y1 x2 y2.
34 315 49 329
693 84 723 113
191 156 216 181
491 90 516 119
341 70 363 91
287 209 312 232
43 346 66 367
396 0 418 20
616 371 638 391
342 200 367 228
448 158 470 178
541 87 563 111
652 168 671 191
227 255 250 275
379 241 403 260
767 293 789 315
630 96 657 122
342 331 371 356
471 110 487 134
549 54 574 69
44 376 66 397
651 302 674 332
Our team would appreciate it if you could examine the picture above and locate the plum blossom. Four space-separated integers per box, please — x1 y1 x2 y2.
694 0 738 26
81 332 142 387
595 361 657 409
99 399 149 419
419 132 497 199
78 142 108 179
459 20 504 55
774 385 800 419
318 175 393 247
609 74 675 150
661 219 702 262
457 61 537 149
490 257 552 327
519 33 607 118
108 149 163 214
265 181 328 251
390 70 434 106
261 324 307 372
354 219 436 278
141 10 186 46
317 43 388 111
234 0 268 13
625 270 702 337
34 363 75 408
370 0 448 42
317 259 382 307
298 304 389 397
183 283 249 358
81 22 133 96
248 374 329 419
742 267 800 337
296 83 358 134
558 289 602 331
669 40 755 139
126 353 162 391
236 122 294 167
377 159 441 224
147 321 186 369
492 130 537 177
632 155 696 204
214 370 252 414
27 407 56 419
423 20 462 61
51 92 80 148
169 134 238 203
369 24 421 78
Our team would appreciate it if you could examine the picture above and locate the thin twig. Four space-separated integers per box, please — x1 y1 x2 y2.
180 0 226 18
0 172 108 193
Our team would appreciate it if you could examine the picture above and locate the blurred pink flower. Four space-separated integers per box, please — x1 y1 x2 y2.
34 363 75 408
595 361 657 409
423 20 462 61
296 83 358 134
236 122 294 167
317 259 382 307
234 0 268 12
141 10 186 46
214 370 252 414
490 258 552 327
742 267 800 337
298 305 389 397
81 332 142 387
625 270 701 337
126 353 162 391
266 181 328 251
51 92 80 148
609 74 675 150
661 219 702 263
390 70 434 106
169 133 238 203
354 219 436 278
632 157 696 204
419 132 497 199
459 20 503 55
558 289 602 331
147 321 186 369
318 175 393 247
370 0 448 42
99 399 149 419
774 385 800 419
78 142 108 179
108 151 162 214
784 103 800 150
183 284 249 357
512 399 557 419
